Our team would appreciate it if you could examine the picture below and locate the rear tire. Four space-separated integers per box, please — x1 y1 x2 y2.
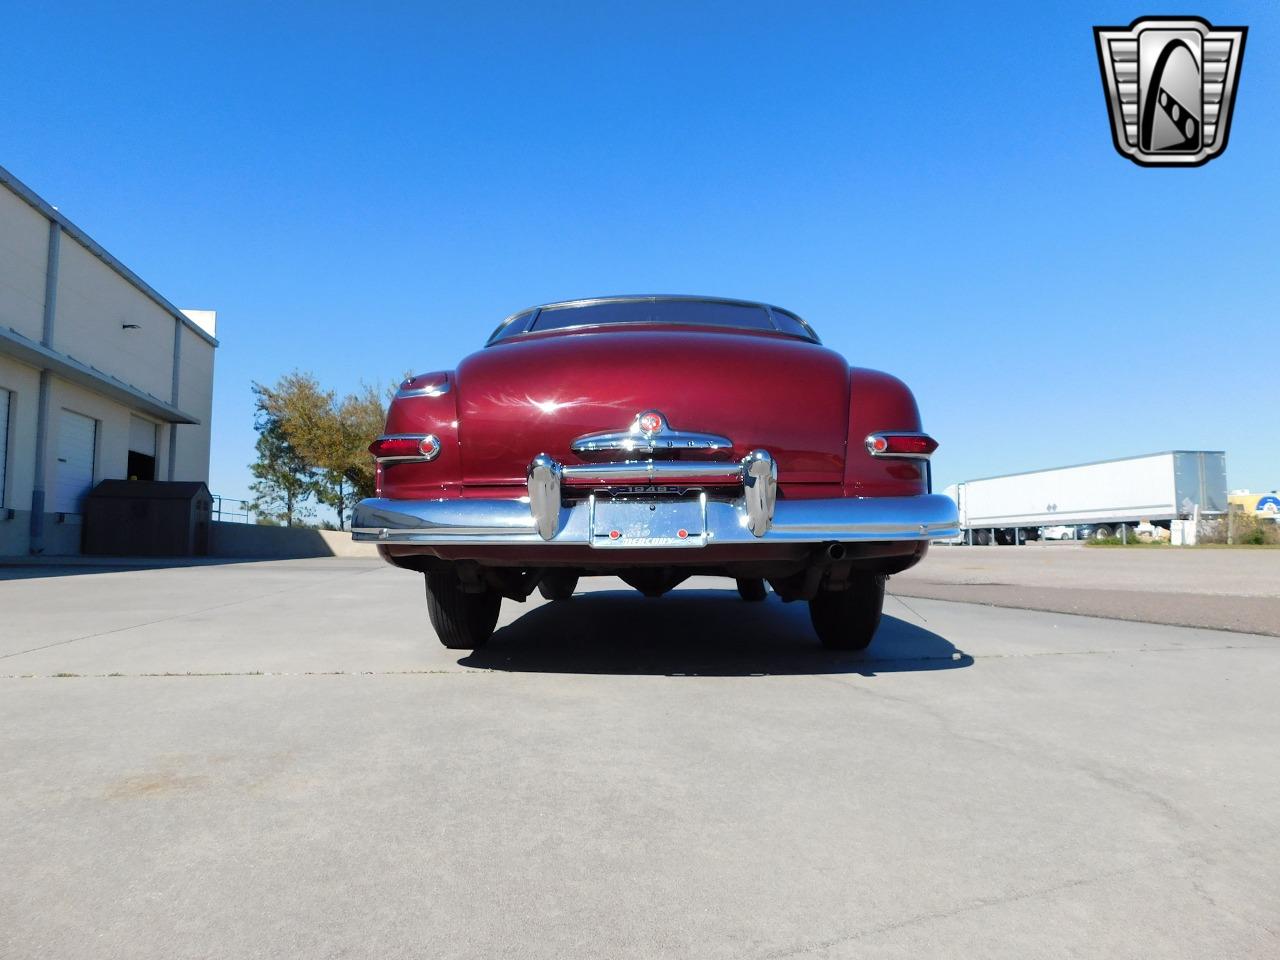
425 569 500 649
736 578 768 602
808 575 886 651
1093 525 1113 540
538 571 579 601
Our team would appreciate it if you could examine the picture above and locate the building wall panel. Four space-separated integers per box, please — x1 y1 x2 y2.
174 325 215 482
0 186 51 342
54 238 175 401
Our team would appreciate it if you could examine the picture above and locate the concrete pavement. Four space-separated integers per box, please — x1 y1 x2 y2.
893 544 1280 636
2 558 1278 959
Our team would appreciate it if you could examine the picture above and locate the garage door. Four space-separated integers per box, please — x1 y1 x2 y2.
129 415 157 457
53 409 97 514
0 389 9 506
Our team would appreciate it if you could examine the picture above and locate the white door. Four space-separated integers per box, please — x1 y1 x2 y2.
53 409 97 514
129 415 157 457
0 389 10 506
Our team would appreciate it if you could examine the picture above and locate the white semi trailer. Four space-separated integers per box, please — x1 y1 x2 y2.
944 451 1227 545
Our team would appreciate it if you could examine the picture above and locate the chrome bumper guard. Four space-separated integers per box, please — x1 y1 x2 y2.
352 450 960 547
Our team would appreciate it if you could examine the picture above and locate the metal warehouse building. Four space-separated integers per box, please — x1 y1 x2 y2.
0 163 217 556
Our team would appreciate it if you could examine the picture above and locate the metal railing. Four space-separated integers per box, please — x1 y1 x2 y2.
211 495 254 524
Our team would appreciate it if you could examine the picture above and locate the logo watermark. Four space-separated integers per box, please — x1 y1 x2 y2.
1094 16 1247 166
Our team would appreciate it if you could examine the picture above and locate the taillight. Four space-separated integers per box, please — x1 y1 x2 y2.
369 434 441 462
865 432 938 458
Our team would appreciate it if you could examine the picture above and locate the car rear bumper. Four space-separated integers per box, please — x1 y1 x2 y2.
351 493 959 547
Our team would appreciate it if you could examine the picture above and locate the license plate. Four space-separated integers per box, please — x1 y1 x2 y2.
589 493 708 548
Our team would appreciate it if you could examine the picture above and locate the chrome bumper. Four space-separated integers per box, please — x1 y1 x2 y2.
352 494 958 547
353 450 958 547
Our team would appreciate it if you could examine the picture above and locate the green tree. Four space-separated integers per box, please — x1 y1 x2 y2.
253 373 387 530
247 384 314 527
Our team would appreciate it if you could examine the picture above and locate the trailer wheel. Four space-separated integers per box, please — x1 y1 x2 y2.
1092 525 1113 540
973 529 991 546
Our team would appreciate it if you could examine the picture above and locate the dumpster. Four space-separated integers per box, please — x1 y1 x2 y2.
83 480 212 556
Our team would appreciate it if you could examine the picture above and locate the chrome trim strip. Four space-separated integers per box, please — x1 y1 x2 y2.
486 307 540 344
766 305 822 344
571 431 733 455
351 494 960 545
395 377 451 399
865 431 936 460
571 410 732 457
561 461 745 485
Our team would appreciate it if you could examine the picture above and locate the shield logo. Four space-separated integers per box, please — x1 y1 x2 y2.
1094 17 1247 166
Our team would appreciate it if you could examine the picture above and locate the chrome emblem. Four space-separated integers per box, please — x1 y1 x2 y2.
636 410 664 436
1094 17 1247 167
571 412 732 457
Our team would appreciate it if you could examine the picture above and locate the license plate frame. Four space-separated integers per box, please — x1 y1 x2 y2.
588 492 709 549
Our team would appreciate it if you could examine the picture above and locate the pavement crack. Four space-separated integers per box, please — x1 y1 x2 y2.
0 567 382 661
888 593 928 623
813 670 1204 832
752 856 1173 959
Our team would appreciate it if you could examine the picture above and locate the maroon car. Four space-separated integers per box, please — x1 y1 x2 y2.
354 296 957 650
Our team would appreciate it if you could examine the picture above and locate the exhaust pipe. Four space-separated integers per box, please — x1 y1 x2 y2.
825 542 846 562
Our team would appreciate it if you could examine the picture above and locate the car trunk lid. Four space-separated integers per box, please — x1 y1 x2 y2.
453 329 849 489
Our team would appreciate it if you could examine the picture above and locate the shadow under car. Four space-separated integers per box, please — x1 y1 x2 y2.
460 588 972 677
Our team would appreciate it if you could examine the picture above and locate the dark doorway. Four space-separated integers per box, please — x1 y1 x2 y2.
127 450 156 482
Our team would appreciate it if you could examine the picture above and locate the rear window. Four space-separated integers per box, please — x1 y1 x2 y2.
487 299 821 344
770 308 815 340
487 310 534 343
533 299 776 334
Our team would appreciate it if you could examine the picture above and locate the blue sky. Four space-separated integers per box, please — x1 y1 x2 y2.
3 1 1276 506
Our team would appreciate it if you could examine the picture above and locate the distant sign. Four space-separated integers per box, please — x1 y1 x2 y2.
1229 493 1280 516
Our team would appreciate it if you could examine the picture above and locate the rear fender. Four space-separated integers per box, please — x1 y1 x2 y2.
843 368 928 497
377 371 462 497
